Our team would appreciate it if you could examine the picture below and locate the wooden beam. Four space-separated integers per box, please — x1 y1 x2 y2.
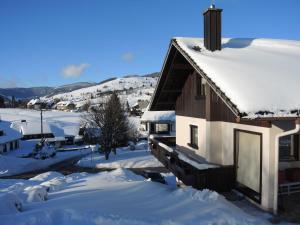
172 63 193 70
156 102 176 105
161 89 182 93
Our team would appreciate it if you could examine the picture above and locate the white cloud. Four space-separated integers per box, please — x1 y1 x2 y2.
62 63 90 78
122 52 134 62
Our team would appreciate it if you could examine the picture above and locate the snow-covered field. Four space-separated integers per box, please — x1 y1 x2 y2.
77 142 163 169
0 169 279 225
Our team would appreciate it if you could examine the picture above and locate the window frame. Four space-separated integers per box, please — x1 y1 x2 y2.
189 125 199 150
234 129 263 204
195 76 206 99
154 123 170 135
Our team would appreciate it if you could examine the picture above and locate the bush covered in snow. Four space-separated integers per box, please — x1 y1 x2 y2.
24 185 48 202
34 144 56 160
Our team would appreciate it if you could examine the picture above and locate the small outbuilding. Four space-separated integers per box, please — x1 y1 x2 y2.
140 110 175 138
0 120 22 153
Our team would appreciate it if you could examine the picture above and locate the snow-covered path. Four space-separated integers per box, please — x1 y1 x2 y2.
0 169 278 225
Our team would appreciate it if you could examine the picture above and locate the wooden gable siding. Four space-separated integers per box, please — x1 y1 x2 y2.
176 72 206 118
175 71 236 122
207 87 236 122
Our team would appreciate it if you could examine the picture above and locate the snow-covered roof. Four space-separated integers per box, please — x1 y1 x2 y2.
56 101 75 107
0 121 22 144
11 121 65 137
174 37 300 118
19 121 52 135
141 110 175 122
27 99 41 106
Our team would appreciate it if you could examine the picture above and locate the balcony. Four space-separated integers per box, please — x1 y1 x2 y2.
149 136 235 193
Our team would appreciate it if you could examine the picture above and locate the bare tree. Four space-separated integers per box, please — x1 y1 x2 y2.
81 92 129 160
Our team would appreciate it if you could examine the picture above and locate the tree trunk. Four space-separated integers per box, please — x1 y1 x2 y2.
105 151 109 160
112 148 116 155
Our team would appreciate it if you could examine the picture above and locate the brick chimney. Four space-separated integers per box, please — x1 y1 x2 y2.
203 4 222 51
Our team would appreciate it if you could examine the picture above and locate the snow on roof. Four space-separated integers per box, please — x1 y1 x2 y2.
11 121 65 137
175 37 300 118
56 101 75 107
27 99 41 106
18 121 52 135
0 121 22 144
141 110 175 122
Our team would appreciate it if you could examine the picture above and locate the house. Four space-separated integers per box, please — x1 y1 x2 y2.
11 120 66 148
130 100 149 116
140 109 175 138
78 125 101 144
0 120 22 153
148 4 300 214
27 99 46 110
56 101 76 111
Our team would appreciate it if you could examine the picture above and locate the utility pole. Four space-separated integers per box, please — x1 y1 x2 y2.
40 109 44 142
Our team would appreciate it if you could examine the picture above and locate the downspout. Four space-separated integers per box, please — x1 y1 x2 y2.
273 118 300 214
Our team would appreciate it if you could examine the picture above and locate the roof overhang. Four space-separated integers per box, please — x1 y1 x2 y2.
149 39 240 118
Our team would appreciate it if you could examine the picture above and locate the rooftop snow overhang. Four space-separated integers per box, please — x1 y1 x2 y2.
149 39 240 118
150 37 300 120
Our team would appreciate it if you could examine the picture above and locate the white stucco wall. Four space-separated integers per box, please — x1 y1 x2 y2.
175 115 291 212
176 115 207 158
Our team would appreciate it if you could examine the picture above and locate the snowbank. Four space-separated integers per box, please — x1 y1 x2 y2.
0 169 276 225
24 185 48 202
0 192 22 215
0 149 90 177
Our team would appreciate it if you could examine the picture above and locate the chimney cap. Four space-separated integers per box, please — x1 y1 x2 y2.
203 5 223 15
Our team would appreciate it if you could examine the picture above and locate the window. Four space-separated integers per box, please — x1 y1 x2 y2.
279 135 299 161
155 123 169 134
196 76 206 97
189 125 198 149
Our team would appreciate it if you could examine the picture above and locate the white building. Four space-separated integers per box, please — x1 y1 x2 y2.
148 5 300 215
56 101 76 111
140 110 175 138
11 120 66 147
0 120 22 153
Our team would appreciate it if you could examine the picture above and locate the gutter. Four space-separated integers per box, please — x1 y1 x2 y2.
273 118 300 214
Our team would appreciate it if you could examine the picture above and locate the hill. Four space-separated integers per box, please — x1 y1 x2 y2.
42 74 159 110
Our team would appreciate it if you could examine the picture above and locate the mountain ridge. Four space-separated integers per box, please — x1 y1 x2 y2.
0 72 159 100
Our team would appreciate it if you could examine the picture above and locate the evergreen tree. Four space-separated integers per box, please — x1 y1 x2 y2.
126 101 130 114
82 92 129 160
0 96 5 108
12 96 16 108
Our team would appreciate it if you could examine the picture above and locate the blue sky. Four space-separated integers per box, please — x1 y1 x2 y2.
0 0 300 88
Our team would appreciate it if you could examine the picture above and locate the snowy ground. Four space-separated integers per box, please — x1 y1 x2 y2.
0 140 90 177
77 142 163 169
0 109 141 176
0 169 284 225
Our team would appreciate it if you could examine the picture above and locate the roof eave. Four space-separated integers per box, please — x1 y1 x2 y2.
172 39 241 118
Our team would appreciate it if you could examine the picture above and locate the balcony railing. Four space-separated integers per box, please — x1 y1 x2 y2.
149 136 235 193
